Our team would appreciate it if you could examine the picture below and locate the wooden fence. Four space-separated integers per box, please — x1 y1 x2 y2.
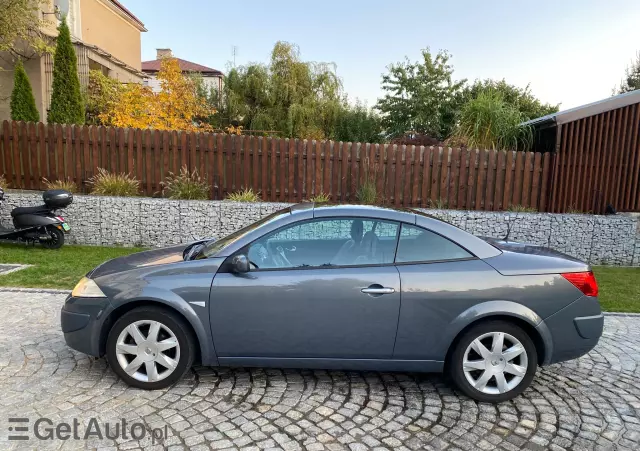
0 120 553 210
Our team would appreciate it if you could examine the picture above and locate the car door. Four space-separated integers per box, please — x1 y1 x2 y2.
209 217 401 360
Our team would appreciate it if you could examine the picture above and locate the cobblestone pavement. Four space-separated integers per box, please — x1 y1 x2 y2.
0 290 639 450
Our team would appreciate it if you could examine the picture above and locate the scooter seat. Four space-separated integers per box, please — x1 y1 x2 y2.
11 205 51 217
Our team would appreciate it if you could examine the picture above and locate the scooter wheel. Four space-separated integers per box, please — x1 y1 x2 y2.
40 226 65 249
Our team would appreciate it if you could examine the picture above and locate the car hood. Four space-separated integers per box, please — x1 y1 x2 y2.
89 244 189 278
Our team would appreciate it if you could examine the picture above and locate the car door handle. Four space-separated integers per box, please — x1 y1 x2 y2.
361 287 395 295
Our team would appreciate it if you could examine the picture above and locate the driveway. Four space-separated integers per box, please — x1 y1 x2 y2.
0 289 639 450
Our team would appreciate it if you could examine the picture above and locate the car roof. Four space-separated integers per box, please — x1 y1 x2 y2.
297 203 418 223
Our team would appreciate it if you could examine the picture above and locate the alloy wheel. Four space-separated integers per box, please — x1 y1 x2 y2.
115 320 180 383
462 331 528 395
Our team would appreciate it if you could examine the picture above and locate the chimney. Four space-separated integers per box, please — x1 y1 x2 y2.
156 48 172 59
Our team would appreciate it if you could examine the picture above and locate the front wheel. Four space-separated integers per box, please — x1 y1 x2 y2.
448 320 538 403
106 307 195 390
40 226 64 249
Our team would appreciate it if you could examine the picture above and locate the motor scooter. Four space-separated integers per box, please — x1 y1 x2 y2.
0 188 73 249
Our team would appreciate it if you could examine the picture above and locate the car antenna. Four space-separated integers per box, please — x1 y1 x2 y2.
503 211 518 242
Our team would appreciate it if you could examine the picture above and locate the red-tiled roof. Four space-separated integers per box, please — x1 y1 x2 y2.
110 0 146 30
141 58 224 76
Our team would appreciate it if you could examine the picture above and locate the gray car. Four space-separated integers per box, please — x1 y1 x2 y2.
62 204 603 403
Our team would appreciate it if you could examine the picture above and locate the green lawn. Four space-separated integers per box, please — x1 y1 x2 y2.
0 244 143 289
592 266 640 313
0 245 638 312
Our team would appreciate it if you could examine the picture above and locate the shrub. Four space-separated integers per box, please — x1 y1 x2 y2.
507 204 537 213
429 198 449 209
48 19 84 125
226 188 261 202
307 192 330 203
0 174 7 188
356 180 377 204
163 166 209 200
86 69 124 125
43 177 78 193
88 168 139 196
10 60 39 122
455 90 533 151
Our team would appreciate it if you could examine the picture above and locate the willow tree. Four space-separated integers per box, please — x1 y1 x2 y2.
214 41 347 140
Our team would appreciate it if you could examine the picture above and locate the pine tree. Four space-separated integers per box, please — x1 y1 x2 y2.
617 52 640 94
10 60 40 122
47 18 84 124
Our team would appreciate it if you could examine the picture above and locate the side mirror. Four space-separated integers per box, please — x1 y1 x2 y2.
231 254 250 273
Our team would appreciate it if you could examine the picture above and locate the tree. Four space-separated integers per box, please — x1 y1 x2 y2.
85 69 123 125
334 102 383 143
616 51 640 94
0 0 50 59
10 59 39 121
101 57 214 131
375 48 466 140
459 79 558 121
48 19 84 125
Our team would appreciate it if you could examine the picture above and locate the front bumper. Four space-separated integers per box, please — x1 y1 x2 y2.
541 295 603 365
61 295 113 357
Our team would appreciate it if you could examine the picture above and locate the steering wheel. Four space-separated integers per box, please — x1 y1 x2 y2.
267 241 293 267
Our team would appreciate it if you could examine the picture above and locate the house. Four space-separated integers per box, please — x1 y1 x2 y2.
525 89 640 213
0 0 147 122
142 49 224 94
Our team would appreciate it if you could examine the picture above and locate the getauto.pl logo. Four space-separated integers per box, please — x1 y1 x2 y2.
6 417 168 443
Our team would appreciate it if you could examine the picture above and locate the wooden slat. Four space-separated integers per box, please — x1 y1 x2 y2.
448 147 459 208
404 145 414 207
323 141 332 199
613 107 630 209
339 142 348 201
503 150 514 210
627 107 640 209
456 148 467 209
579 116 594 212
384 144 394 205
530 152 542 210
466 149 477 209
395 145 404 207
493 150 506 210
1 122 11 186
38 122 48 188
521 152 533 208
475 149 486 210
438 147 448 206
26 122 37 188
621 106 637 210
421 146 432 207
331 141 341 202
539 153 551 211
512 150 524 206
411 146 421 206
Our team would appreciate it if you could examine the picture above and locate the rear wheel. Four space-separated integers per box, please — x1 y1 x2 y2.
448 320 537 403
39 226 64 249
106 307 195 390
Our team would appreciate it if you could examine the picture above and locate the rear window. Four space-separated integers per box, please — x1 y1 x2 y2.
395 224 473 263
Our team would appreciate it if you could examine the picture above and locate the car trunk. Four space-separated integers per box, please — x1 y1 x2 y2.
479 237 590 276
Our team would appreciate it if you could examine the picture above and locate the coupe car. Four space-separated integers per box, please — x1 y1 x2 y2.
62 203 603 403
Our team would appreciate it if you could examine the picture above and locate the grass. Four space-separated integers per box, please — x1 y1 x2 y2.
226 188 261 202
592 266 640 313
0 244 144 289
0 245 638 313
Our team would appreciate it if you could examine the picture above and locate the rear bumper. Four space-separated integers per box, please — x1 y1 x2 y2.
61 295 112 357
540 296 603 365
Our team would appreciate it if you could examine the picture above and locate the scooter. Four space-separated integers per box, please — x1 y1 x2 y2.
0 188 73 249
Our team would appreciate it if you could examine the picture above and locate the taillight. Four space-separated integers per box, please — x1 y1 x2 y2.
561 271 598 297
56 216 65 222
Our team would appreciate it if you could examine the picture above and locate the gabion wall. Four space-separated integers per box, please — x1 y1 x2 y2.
1 192 637 266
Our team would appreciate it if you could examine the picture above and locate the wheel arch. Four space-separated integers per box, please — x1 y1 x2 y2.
99 299 214 366
443 301 553 369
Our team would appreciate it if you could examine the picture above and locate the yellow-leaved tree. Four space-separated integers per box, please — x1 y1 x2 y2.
101 58 214 131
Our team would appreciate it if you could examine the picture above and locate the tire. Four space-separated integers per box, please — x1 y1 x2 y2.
447 320 538 403
106 306 196 390
40 226 65 249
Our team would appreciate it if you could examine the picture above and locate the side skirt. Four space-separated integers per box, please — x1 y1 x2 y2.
217 357 444 373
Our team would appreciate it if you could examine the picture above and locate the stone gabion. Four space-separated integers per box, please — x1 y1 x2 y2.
1 191 638 265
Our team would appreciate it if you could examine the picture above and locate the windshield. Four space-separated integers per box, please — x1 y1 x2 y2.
197 208 291 258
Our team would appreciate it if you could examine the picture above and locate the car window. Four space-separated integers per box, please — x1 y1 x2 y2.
395 223 473 263
246 218 399 270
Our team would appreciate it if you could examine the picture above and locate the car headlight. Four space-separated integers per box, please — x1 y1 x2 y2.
71 277 106 298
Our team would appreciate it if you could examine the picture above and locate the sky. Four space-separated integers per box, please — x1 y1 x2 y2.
123 0 640 112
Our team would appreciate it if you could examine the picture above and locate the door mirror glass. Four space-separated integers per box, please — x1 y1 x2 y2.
231 254 250 273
